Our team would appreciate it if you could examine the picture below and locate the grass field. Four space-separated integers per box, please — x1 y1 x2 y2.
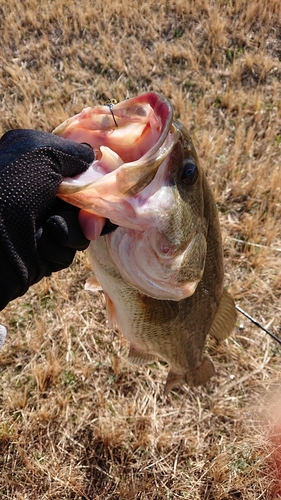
1 0 281 498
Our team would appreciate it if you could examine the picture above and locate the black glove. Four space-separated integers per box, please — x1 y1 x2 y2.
0 129 96 311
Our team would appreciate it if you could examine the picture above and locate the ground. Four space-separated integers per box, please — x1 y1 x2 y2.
0 1 281 498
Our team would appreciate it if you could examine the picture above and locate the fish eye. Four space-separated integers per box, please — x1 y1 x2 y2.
180 158 198 186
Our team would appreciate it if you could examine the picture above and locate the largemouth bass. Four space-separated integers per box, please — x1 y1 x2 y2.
55 92 237 393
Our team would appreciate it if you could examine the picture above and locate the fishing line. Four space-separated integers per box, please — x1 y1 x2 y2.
236 305 281 346
1 310 280 349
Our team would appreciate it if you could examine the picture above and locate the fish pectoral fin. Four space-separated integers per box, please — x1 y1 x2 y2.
128 345 157 366
105 293 117 329
164 356 215 395
209 288 237 342
85 276 103 292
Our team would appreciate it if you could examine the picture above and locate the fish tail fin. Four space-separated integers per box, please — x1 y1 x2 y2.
164 356 215 395
128 345 157 366
209 288 237 342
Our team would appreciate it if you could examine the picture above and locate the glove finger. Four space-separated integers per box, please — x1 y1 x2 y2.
48 197 80 214
0 130 95 172
100 219 119 236
43 212 90 250
36 226 76 271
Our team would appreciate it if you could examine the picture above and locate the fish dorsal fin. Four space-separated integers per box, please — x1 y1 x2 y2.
209 288 237 341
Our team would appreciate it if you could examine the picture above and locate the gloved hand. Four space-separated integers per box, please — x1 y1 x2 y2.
0 129 96 311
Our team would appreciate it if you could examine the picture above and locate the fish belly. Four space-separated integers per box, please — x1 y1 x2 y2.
87 238 220 393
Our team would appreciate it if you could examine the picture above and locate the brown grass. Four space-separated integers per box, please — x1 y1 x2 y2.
1 0 281 498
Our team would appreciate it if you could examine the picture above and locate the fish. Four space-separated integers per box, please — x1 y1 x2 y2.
54 92 237 394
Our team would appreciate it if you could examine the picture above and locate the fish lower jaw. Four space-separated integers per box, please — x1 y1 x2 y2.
107 228 201 301
123 275 200 301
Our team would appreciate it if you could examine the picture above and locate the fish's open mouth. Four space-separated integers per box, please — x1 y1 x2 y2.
54 92 181 232
56 92 174 200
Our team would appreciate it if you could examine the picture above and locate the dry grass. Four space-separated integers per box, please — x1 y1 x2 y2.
1 0 281 498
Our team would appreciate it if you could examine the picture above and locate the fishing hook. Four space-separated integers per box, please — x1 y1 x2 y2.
105 99 118 127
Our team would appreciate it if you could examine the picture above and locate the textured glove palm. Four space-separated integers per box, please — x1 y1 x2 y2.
0 129 95 310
